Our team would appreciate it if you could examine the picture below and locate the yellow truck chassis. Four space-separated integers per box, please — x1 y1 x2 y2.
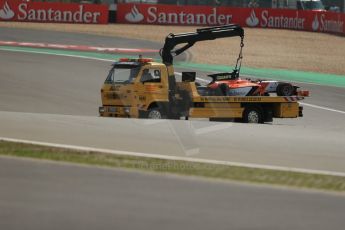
99 75 304 123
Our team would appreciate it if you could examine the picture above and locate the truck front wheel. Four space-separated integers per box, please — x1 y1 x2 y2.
243 106 263 123
147 108 166 119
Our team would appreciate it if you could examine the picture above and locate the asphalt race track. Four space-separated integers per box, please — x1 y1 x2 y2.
1 156 345 230
0 27 161 50
0 28 345 229
1 50 345 174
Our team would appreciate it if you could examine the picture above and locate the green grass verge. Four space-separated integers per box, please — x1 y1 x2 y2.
1 141 345 192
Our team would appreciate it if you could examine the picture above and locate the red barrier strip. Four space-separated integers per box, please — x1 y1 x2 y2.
0 41 159 54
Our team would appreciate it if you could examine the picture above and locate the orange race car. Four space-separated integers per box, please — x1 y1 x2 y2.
199 71 308 97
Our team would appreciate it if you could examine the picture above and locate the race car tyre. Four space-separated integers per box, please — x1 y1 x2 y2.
277 83 294 96
147 107 166 119
243 106 263 123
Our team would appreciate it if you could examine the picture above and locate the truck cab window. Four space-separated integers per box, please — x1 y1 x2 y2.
140 69 161 83
105 66 140 84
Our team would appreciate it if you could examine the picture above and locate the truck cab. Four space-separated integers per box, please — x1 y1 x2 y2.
100 58 170 118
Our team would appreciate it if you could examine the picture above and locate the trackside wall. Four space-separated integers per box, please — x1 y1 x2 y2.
117 3 345 35
1 1 344 35
0 0 108 24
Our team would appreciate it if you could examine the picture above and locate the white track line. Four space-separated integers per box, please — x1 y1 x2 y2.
196 77 210 83
1 47 344 115
1 137 345 177
300 102 345 115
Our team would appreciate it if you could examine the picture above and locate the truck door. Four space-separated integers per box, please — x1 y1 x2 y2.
133 67 168 110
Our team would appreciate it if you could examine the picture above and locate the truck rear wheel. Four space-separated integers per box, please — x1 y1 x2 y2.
147 108 166 119
276 83 294 96
243 106 263 123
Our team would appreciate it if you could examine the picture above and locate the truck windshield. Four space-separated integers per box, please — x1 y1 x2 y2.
302 1 325 10
105 66 141 84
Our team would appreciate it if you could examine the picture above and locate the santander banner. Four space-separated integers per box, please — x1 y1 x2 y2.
117 3 345 35
0 0 108 24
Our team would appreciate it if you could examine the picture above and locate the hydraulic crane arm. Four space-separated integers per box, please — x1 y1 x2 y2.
160 24 244 65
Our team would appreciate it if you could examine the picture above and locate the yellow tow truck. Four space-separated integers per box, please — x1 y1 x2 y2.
99 24 307 123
